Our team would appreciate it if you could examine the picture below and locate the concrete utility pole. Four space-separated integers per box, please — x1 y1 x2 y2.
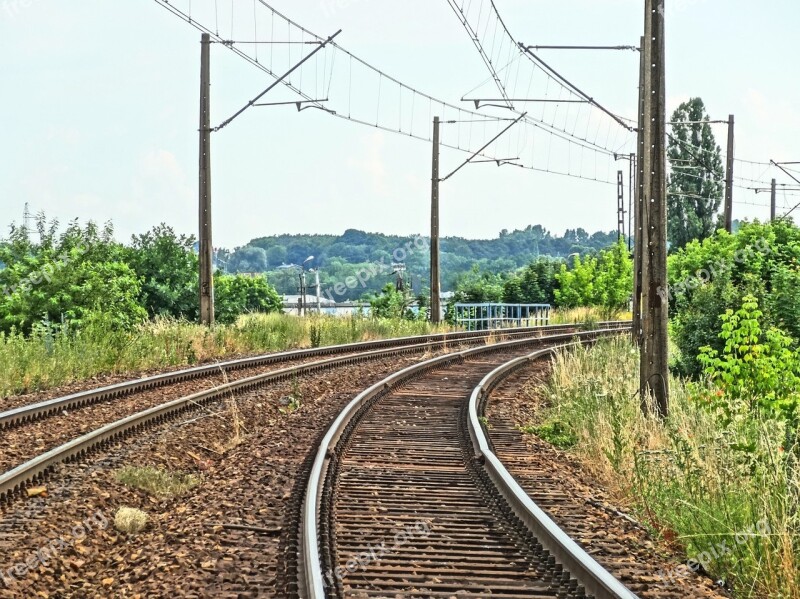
198 33 214 326
430 116 442 323
628 154 635 252
617 170 626 241
640 0 669 417
632 35 645 346
771 178 777 221
724 114 735 232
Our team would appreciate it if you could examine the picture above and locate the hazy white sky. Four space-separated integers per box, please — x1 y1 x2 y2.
1 0 798 248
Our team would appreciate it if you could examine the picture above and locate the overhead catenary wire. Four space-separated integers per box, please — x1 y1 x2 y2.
445 0 634 158
154 0 618 184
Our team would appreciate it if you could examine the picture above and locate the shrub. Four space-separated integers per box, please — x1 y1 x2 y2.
669 219 800 377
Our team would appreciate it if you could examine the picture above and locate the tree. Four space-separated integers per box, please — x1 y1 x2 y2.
229 245 268 273
502 258 560 304
369 284 417 320
213 274 283 324
0 217 147 334
554 255 598 308
265 245 287 268
554 240 632 313
669 219 800 377
667 98 725 250
126 225 198 319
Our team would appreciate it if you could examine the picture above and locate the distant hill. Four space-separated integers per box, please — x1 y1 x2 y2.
219 225 621 300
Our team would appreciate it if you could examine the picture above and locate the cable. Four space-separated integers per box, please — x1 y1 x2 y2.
444 0 635 154
154 0 618 184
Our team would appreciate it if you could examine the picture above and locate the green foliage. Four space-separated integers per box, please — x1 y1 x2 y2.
0 217 147 334
521 420 577 450
554 254 597 308
450 266 505 304
0 217 284 334
126 224 198 319
369 284 419 320
670 219 800 376
227 245 268 272
554 240 632 314
0 313 450 398
244 225 621 301
213 274 283 325
667 97 725 249
502 257 560 304
543 337 799 598
697 295 800 427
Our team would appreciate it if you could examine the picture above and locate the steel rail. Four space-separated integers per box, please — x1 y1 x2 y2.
300 327 630 598
0 324 625 502
467 344 639 599
0 322 627 430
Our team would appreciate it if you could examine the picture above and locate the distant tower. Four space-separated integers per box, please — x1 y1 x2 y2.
22 202 32 233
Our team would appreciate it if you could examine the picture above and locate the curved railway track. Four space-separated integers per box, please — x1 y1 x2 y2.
2 323 621 430
0 323 626 502
300 328 640 599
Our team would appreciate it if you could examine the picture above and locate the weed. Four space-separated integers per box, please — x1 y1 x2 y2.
114 507 148 534
0 314 452 399
540 337 799 597
522 420 578 450
115 466 200 497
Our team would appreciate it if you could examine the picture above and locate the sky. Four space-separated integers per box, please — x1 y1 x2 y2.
1 0 798 249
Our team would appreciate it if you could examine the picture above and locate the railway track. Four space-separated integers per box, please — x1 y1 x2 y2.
481 351 727 599
2 323 622 430
0 323 626 503
300 328 640 599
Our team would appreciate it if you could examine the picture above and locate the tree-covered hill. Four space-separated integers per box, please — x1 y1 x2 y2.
223 225 621 299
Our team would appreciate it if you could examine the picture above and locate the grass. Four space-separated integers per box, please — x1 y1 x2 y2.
0 313 451 399
114 507 148 534
528 337 799 598
549 306 631 326
115 466 200 497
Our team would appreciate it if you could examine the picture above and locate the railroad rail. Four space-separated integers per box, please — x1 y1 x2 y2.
301 327 637 599
0 322 626 431
0 323 626 502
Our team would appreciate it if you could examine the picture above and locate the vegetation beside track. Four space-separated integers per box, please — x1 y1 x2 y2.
0 313 450 399
533 334 799 598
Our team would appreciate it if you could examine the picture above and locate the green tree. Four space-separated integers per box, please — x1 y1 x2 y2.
266 245 288 268
669 219 800 376
667 98 725 249
554 241 632 313
502 258 560 305
554 255 598 308
126 224 198 319
230 245 268 273
697 295 800 428
369 284 417 320
213 274 283 324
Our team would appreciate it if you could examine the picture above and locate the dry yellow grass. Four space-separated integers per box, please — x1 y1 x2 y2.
114 507 148 534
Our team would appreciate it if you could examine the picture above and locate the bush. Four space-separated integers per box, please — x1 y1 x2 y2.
214 274 283 324
554 240 632 314
114 507 148 534
669 220 800 377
